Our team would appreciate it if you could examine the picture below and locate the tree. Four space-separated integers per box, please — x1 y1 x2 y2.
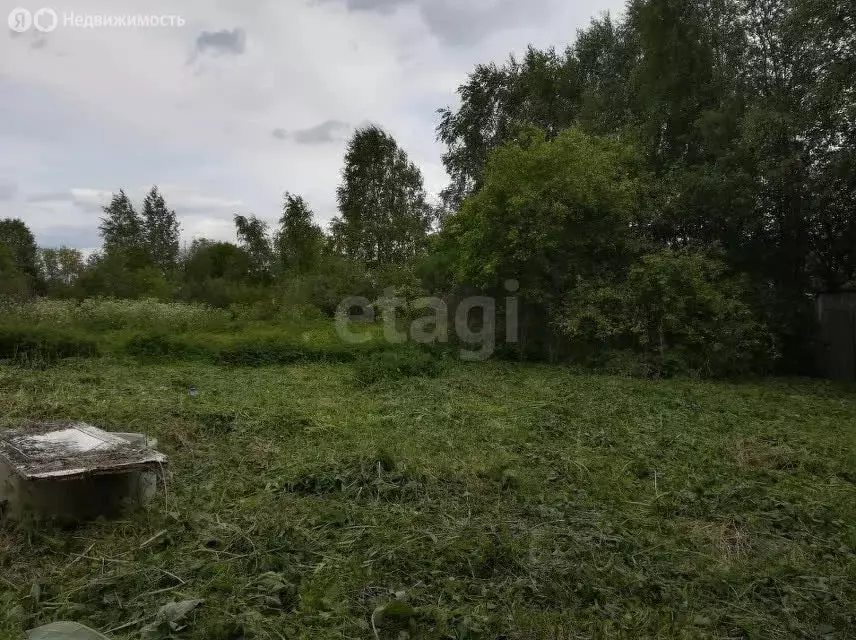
625 0 743 168
0 243 30 297
573 13 638 135
234 214 274 283
436 47 583 210
331 126 432 268
178 239 258 307
443 128 644 309
183 239 252 283
78 251 172 300
276 193 324 274
0 218 39 281
99 190 146 262
435 0 856 372
141 186 180 274
40 246 85 295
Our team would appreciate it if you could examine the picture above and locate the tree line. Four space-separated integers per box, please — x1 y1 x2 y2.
0 125 434 308
2 0 853 376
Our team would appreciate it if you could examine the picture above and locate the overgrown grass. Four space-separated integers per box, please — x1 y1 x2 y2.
1 359 855 639
0 298 400 367
0 298 235 333
353 347 442 384
0 326 99 364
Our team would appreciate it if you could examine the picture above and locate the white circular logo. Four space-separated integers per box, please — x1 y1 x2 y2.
33 7 57 32
7 7 32 32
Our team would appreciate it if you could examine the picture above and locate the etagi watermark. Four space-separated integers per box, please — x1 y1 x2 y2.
8 7 185 33
335 281 520 361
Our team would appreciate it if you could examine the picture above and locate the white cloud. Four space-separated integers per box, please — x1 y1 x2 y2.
0 0 625 248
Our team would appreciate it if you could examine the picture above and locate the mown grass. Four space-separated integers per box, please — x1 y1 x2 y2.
1 358 855 639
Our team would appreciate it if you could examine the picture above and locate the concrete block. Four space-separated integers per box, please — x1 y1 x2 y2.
0 421 167 521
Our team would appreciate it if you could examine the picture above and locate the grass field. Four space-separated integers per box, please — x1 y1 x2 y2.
1 357 855 639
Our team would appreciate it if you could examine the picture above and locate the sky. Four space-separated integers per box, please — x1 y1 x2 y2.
1 0 625 251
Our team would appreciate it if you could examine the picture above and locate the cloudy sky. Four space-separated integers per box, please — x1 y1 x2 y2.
1 0 624 250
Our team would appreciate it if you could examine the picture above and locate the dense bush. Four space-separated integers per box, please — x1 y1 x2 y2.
123 333 214 361
441 128 643 303
0 244 33 298
0 326 98 364
78 253 174 301
559 249 775 377
217 339 388 367
217 342 339 367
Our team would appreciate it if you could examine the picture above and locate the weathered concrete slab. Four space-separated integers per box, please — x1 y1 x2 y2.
0 421 166 521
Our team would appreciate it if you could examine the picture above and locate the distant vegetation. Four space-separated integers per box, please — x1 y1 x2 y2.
2 0 854 378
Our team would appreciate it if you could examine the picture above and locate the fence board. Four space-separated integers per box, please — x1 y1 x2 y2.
817 293 856 380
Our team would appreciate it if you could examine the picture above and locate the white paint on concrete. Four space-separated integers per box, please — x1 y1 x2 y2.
29 428 109 453
1 422 166 480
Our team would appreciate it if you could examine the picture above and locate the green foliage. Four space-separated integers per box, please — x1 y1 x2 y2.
124 333 214 361
78 253 173 300
275 254 375 316
216 341 357 367
436 0 856 372
178 239 267 308
183 240 252 284
437 46 583 209
443 127 643 306
560 249 774 377
39 247 85 297
331 125 433 268
233 214 275 283
0 299 386 367
93 188 183 296
0 298 232 333
141 186 180 274
0 326 98 364
0 243 32 298
98 189 146 264
177 278 268 310
352 346 440 384
0 218 40 283
276 192 324 274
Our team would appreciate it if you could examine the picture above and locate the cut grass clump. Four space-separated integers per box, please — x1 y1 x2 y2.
284 453 425 501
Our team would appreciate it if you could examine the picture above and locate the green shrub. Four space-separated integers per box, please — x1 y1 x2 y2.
559 249 775 377
353 347 441 384
124 333 214 361
217 340 365 367
0 326 98 364
218 342 316 366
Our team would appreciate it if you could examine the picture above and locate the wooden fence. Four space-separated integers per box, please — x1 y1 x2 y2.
817 293 856 380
